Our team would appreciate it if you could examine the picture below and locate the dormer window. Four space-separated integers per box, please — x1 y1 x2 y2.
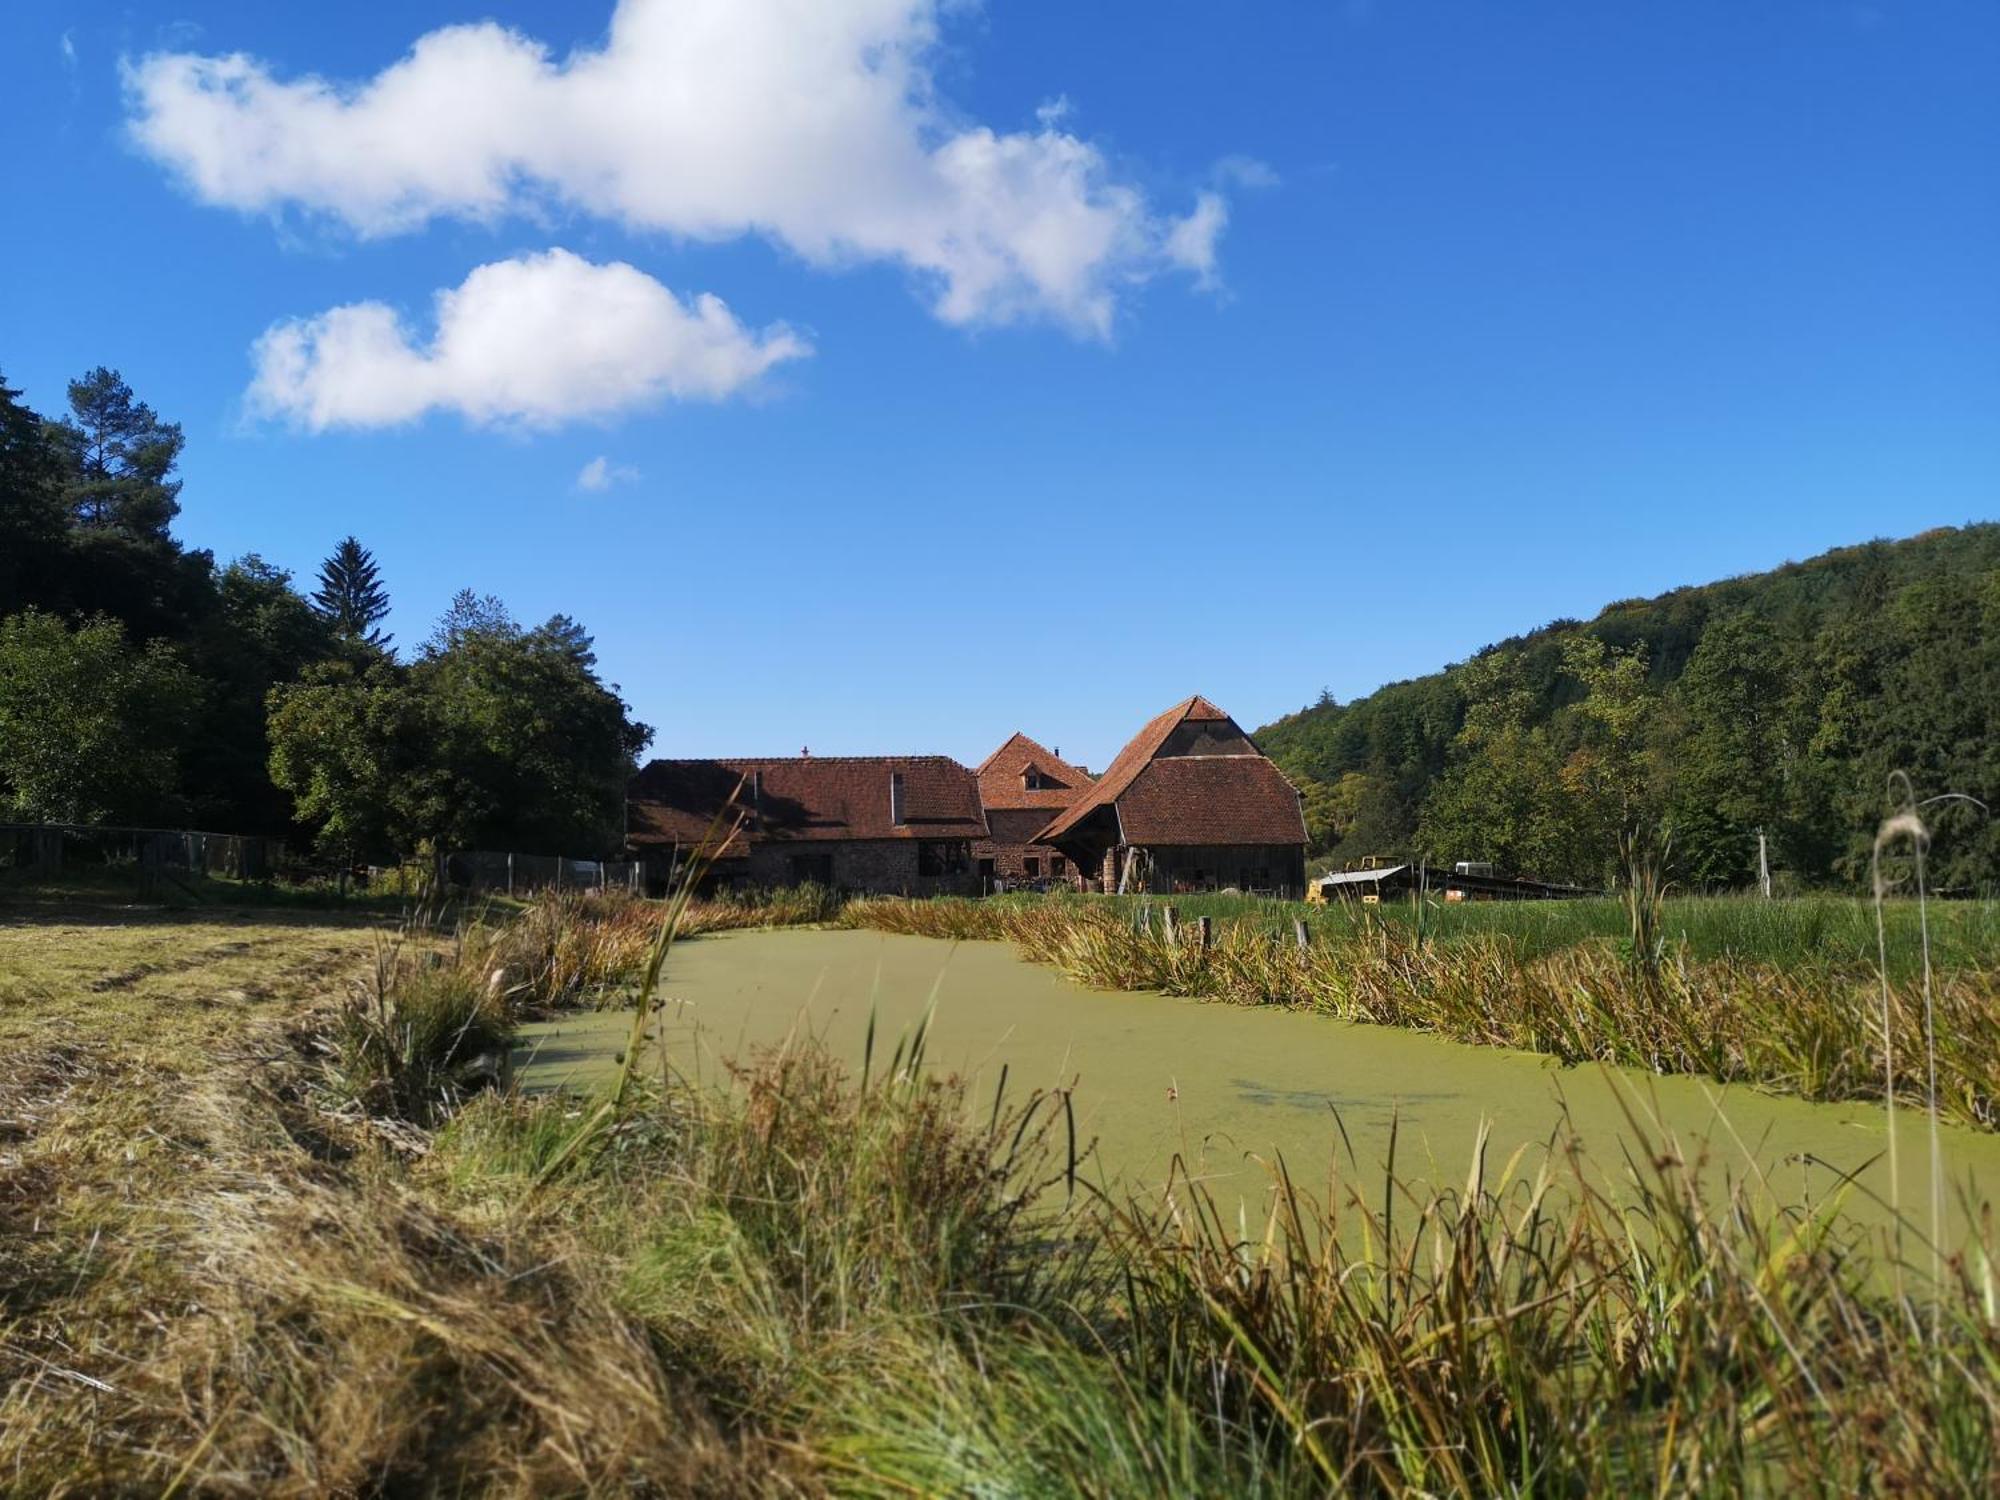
1023 768 1056 792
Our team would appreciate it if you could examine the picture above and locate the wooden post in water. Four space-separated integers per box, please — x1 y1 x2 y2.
1196 915 1212 953
1294 917 1310 952
1162 905 1179 947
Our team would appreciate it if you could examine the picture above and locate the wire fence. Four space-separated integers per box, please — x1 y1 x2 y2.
1 822 280 881
442 850 642 896
3 822 639 901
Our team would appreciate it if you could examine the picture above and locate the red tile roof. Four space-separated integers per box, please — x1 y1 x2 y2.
1037 695 1225 843
1114 756 1308 845
1036 696 1304 848
628 756 987 847
975 732 1096 811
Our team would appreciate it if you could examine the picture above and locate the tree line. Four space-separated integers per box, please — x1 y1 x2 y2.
1258 524 2000 892
0 366 649 865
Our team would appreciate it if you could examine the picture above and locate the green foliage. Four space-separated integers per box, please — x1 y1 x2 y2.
266 659 439 863
0 610 198 823
268 595 651 862
1263 524 2000 888
409 594 652 855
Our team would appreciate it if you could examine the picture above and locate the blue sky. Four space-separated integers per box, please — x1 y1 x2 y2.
3 1 1994 772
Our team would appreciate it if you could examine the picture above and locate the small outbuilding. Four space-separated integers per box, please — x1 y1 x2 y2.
1036 696 1308 897
1308 862 1596 903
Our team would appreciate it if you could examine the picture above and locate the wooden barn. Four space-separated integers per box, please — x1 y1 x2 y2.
1035 696 1308 897
626 755 988 896
972 733 1095 887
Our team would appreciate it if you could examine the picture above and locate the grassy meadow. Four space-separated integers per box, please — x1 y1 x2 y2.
3 882 1998 1494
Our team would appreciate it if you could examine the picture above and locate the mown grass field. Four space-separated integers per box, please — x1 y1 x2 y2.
3 886 1998 1495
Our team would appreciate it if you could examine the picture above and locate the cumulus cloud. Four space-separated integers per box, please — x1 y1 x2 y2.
576 455 640 491
124 0 1224 336
248 248 808 431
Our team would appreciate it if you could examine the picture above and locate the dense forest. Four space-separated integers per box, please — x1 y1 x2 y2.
0 366 649 864
1258 524 2000 891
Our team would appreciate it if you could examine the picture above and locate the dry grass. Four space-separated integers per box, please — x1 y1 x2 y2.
0 903 787 1496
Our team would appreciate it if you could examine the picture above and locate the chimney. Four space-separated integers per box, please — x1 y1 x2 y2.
889 770 906 828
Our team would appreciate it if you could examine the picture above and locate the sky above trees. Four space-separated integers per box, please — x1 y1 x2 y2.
3 1 1995 769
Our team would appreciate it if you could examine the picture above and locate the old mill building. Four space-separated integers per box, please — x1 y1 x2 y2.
625 696 1306 898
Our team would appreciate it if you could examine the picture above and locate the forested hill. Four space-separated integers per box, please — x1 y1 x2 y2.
1257 524 2000 891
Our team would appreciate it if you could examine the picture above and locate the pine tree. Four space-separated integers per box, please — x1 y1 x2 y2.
59 367 183 537
311 537 393 650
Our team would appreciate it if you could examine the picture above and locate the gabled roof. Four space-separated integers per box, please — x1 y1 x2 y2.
1036 696 1229 843
628 756 987 847
1036 695 1305 848
1114 756 1310 845
975 732 1096 811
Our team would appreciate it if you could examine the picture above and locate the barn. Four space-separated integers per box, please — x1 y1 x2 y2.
626 755 988 896
1035 696 1308 896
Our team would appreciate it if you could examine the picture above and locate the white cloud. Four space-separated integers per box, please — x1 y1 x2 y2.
59 30 77 69
576 455 640 491
1164 192 1228 291
1214 154 1280 191
247 248 808 431
123 0 1223 337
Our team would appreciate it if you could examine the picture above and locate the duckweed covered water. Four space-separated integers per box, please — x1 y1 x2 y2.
515 928 2000 1238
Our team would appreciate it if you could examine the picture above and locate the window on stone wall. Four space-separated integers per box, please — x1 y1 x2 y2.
787 851 835 885
1052 855 1067 875
918 840 969 876
1024 856 1041 878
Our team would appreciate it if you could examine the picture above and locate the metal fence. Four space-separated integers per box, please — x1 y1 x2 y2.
443 849 642 896
0 822 280 880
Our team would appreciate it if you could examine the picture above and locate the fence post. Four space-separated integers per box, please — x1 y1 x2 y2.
1294 917 1310 952
1162 905 1178 946
507 852 515 896
1196 915 1212 954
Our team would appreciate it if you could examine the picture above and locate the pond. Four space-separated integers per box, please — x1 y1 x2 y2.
515 928 2000 1239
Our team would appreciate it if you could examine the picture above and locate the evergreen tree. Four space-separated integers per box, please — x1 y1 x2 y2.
311 536 393 650
58 367 183 538
0 372 69 617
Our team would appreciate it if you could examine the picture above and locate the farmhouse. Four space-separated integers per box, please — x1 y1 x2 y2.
972 733 1095 887
1035 696 1308 897
626 755 988 896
